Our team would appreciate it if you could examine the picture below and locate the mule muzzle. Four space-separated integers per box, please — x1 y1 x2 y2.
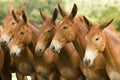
83 58 91 67
0 40 7 45
11 52 17 58
35 48 44 56
50 45 59 54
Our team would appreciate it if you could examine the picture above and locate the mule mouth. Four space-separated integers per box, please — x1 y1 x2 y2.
50 45 60 54
52 49 60 54
83 58 93 67
83 48 99 67
50 40 62 54
10 45 21 57
0 34 10 44
35 44 46 56
1 41 8 46
35 48 44 56
10 52 20 58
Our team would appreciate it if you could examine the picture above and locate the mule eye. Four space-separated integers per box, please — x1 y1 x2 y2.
47 29 52 33
12 22 15 25
20 31 25 35
63 26 68 29
95 37 99 41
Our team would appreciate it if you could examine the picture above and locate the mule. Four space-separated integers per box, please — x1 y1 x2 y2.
0 4 26 44
35 5 85 80
50 3 110 80
83 17 120 79
8 9 60 80
0 4 27 80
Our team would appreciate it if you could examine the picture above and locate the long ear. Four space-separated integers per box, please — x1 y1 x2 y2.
16 5 26 16
83 16 92 30
12 10 20 23
8 4 14 15
22 11 27 23
58 3 67 17
52 8 58 24
69 4 77 20
39 8 47 21
99 19 114 30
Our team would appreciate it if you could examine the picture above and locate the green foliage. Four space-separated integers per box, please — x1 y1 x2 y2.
0 0 120 31
0 0 65 25
88 6 120 31
0 1 10 25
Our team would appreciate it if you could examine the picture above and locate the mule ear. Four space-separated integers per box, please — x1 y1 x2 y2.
83 16 92 30
39 8 47 21
58 3 67 17
8 4 14 15
69 4 77 20
12 10 19 23
22 11 27 23
16 5 26 16
99 19 114 30
52 8 58 24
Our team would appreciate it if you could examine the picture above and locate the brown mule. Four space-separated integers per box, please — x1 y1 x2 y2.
50 3 110 80
0 4 28 80
35 7 85 80
83 17 120 79
8 9 60 80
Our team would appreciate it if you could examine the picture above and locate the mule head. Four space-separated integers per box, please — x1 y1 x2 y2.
35 8 58 56
83 18 114 67
8 11 32 57
0 4 26 45
50 4 77 53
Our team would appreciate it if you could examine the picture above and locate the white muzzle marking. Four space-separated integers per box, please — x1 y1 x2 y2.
0 33 10 43
83 49 98 67
50 40 62 53
10 45 21 57
35 43 45 54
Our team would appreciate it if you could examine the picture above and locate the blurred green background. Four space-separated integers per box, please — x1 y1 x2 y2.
0 0 120 30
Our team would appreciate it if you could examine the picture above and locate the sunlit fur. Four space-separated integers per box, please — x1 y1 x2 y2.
84 25 106 66
35 18 56 55
50 4 110 79
8 10 61 80
35 5 86 80
83 19 120 79
0 5 25 44
50 16 76 53
8 12 37 80
83 18 114 67
9 21 33 55
0 4 28 80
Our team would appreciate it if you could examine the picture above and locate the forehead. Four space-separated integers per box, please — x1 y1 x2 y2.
87 25 101 37
41 19 55 31
42 19 54 27
3 15 14 24
15 21 27 32
58 17 73 27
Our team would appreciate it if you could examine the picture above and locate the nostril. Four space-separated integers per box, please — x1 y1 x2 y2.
84 59 91 66
40 49 42 52
88 59 90 63
4 41 6 44
52 46 55 51
12 53 16 57
52 46 55 50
